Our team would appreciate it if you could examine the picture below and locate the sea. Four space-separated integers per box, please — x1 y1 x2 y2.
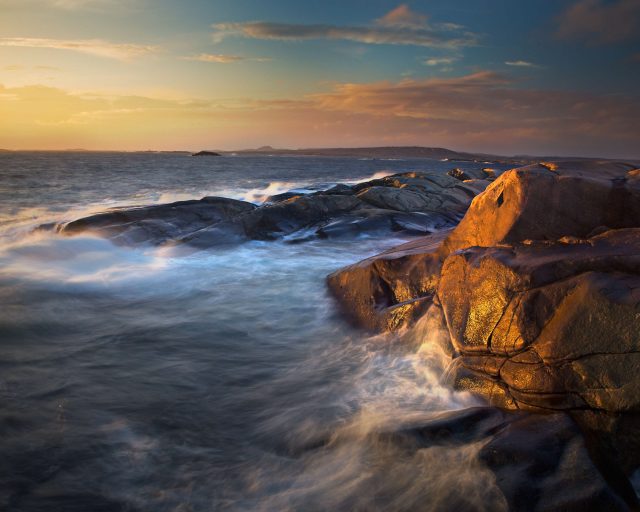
0 152 514 511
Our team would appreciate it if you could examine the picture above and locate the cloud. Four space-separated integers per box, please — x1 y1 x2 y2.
3 64 62 72
0 0 136 10
376 4 428 28
309 72 640 156
1 75 639 157
183 53 270 63
0 37 157 60
424 57 458 66
556 0 640 44
505 60 540 68
212 5 477 49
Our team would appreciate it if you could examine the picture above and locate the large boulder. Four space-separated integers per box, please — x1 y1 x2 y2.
439 161 640 257
439 229 640 411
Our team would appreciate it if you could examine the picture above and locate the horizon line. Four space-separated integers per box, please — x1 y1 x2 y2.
1 146 639 161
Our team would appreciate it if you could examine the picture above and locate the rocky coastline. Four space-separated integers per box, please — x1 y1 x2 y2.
55 159 640 510
329 160 640 510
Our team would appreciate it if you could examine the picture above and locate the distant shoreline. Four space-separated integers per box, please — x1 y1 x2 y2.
1 146 637 164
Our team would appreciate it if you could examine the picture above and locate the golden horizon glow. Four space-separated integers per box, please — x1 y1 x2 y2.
0 0 639 158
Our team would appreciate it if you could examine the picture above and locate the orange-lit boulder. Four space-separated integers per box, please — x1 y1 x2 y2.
438 229 640 415
439 160 640 256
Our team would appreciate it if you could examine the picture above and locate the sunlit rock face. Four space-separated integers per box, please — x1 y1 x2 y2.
439 160 640 257
440 229 640 413
56 172 492 247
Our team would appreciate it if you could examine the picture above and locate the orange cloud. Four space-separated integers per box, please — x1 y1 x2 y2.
0 74 639 158
376 4 428 28
212 6 476 49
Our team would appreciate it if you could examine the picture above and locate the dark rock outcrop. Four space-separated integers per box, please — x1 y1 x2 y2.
447 168 472 181
60 196 256 246
57 171 494 248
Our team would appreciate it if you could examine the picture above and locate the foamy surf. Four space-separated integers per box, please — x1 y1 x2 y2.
0 152 515 511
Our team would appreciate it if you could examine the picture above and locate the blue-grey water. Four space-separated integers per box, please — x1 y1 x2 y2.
0 152 513 511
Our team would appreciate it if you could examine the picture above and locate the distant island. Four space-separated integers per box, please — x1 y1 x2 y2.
209 146 625 165
225 145 509 162
191 150 222 157
2 146 637 166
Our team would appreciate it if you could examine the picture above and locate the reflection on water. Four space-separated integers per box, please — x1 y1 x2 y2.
0 153 513 511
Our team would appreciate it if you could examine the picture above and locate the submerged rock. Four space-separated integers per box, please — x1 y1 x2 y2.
56 171 494 248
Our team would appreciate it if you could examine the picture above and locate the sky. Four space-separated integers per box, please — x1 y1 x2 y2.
0 0 639 157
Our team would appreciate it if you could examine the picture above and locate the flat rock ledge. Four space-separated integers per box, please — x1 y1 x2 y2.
327 160 640 509
54 170 494 248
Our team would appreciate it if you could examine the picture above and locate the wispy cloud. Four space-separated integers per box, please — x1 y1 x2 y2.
212 5 477 49
424 56 458 66
3 64 62 71
505 60 541 68
183 53 270 63
376 4 428 28
0 0 136 10
2 74 638 157
0 37 157 60
308 72 640 155
556 0 640 44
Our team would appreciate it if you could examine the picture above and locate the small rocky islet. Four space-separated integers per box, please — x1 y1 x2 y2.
55 160 640 510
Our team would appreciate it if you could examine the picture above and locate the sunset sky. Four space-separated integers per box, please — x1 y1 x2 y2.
1 0 639 157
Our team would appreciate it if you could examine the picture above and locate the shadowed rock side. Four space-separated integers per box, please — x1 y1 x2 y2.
327 160 640 505
383 407 635 511
56 171 493 247
325 231 447 331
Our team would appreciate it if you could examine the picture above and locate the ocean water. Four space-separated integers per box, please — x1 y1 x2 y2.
0 152 512 511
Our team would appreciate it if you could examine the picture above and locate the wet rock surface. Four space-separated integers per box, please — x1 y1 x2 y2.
328 160 640 507
56 171 492 248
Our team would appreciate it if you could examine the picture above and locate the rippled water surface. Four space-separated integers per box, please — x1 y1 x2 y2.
0 152 512 511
